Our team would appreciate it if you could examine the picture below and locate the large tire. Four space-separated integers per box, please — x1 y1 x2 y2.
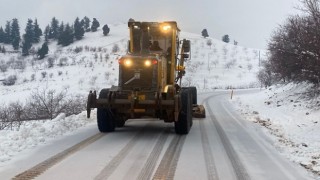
189 86 197 105
175 88 192 134
97 89 115 132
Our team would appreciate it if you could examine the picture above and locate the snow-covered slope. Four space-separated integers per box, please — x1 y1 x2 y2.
181 31 263 90
232 83 320 176
0 23 265 105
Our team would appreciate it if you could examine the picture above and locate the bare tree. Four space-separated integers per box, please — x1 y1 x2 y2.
0 61 8 76
27 89 68 120
206 39 212 49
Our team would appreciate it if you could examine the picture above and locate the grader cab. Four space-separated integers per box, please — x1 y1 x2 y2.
87 21 205 134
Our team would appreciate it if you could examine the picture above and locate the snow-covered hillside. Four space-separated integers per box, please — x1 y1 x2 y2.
181 32 263 90
0 23 265 104
0 22 264 164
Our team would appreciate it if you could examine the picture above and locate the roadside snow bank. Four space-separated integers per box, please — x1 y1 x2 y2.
231 83 320 176
0 111 95 163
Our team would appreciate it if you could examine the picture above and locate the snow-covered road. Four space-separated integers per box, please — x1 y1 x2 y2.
1 91 313 180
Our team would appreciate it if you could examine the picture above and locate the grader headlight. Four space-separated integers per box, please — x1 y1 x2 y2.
124 59 132 66
119 58 133 67
161 25 172 32
144 59 158 67
144 60 152 67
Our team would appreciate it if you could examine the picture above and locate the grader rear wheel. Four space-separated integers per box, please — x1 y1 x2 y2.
97 89 115 132
175 88 192 134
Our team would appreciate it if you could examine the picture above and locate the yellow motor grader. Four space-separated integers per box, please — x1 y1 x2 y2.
87 21 205 134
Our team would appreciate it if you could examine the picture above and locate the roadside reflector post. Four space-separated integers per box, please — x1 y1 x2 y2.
231 89 234 99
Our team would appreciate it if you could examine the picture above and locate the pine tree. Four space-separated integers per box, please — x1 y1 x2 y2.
222 34 230 43
91 18 100 32
44 25 50 42
64 23 74 46
22 19 34 56
103 24 110 36
201 29 209 38
82 16 91 32
22 41 31 56
37 42 49 59
74 17 84 40
0 27 4 43
59 23 74 46
4 21 11 44
1 46 6 53
33 19 42 43
57 22 64 45
49 17 59 39
11 18 21 50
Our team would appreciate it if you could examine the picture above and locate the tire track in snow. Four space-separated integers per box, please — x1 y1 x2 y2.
136 128 170 180
13 133 106 180
199 118 219 180
94 127 146 180
205 95 251 180
152 135 186 180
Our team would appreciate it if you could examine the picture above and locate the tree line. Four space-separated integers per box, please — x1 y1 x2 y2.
0 16 107 59
259 0 320 88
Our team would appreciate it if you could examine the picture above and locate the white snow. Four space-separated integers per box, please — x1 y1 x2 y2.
231 83 320 176
0 111 95 163
0 22 319 178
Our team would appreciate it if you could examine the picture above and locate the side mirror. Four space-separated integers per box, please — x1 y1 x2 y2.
182 39 191 53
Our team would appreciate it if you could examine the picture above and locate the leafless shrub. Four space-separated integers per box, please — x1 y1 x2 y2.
257 60 274 88
78 78 84 87
12 60 26 71
41 71 47 79
63 95 86 116
222 46 228 56
31 74 35 81
90 76 98 86
90 47 97 52
105 53 110 62
112 44 120 53
224 61 234 69
212 60 219 67
27 89 67 120
47 57 55 68
0 89 86 128
94 53 98 61
74 46 83 53
58 57 68 67
89 61 93 68
0 61 8 74
105 72 111 80
247 64 253 72
214 75 219 82
207 39 212 48
2 75 17 86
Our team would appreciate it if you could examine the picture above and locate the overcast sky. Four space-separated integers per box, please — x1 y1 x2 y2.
0 0 301 49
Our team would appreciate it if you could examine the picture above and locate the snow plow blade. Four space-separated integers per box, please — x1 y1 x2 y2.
193 104 206 118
